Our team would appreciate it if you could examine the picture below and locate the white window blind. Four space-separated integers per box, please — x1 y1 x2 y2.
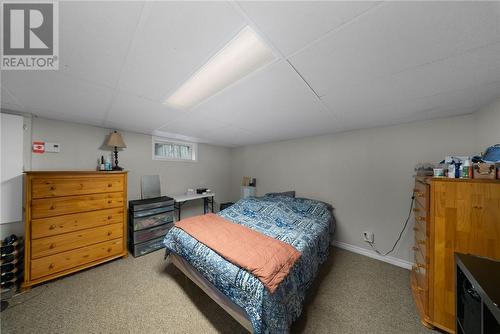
152 138 197 161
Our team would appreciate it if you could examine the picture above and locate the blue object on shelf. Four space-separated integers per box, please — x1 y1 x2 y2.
482 144 500 163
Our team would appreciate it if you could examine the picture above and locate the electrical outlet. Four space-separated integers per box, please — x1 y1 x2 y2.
363 231 374 243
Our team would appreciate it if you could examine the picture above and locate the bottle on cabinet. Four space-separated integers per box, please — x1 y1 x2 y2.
99 156 105 171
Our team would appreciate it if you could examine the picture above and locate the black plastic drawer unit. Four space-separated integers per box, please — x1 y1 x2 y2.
130 222 174 244
128 196 175 257
130 237 166 258
132 211 174 231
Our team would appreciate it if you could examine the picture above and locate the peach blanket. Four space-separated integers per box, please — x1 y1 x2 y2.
175 213 301 293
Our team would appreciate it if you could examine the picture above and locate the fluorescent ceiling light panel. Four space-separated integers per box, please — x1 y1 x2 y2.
164 26 276 109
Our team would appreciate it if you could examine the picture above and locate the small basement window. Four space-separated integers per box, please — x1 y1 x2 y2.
152 137 197 161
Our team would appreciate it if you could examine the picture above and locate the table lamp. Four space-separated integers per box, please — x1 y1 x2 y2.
106 131 126 171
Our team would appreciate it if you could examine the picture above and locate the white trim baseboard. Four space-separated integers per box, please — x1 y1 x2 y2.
332 240 413 270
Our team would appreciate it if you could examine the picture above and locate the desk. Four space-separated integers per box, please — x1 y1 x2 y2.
170 193 215 221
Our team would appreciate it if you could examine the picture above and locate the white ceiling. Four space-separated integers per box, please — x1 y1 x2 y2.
1 1 500 147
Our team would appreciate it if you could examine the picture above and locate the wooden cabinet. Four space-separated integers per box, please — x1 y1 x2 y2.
411 177 500 333
23 171 128 289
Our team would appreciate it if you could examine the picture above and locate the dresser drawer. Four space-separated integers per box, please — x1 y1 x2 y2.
413 202 428 221
413 235 427 259
414 249 428 290
31 238 123 280
411 266 428 313
413 221 427 244
31 223 123 259
413 180 429 208
414 218 427 238
32 177 124 199
32 208 124 239
32 192 124 219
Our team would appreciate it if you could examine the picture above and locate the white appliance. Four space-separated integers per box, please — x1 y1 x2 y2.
241 186 256 199
1 113 24 225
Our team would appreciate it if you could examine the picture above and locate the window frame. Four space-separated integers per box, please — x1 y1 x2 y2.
152 137 198 162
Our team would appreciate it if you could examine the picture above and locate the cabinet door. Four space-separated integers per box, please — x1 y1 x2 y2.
432 180 457 332
432 181 500 332
455 182 500 259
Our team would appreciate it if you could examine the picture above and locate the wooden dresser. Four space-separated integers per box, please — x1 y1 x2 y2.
23 171 128 289
411 177 500 333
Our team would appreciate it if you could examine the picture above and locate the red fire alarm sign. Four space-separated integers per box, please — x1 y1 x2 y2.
32 141 45 153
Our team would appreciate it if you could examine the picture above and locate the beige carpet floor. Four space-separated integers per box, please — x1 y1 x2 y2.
1 247 438 334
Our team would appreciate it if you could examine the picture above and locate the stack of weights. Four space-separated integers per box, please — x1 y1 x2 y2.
1 234 23 307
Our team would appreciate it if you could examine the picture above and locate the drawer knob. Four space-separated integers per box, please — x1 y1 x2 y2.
49 243 55 249
108 200 112 204
107 248 112 252
48 263 54 269
50 205 55 210
50 186 55 191
107 232 112 236
108 184 112 187
49 224 56 230
107 216 112 220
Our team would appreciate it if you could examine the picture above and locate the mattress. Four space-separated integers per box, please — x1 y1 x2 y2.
163 195 334 333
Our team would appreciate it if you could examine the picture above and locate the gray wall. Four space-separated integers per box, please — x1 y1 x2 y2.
230 114 479 264
475 97 500 151
30 117 233 217
3 97 499 266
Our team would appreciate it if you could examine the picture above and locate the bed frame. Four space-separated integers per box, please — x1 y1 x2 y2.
168 253 254 333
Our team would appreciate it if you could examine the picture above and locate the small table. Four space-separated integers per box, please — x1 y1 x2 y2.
170 193 215 221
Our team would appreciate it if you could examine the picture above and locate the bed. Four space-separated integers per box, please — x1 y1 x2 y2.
163 195 334 333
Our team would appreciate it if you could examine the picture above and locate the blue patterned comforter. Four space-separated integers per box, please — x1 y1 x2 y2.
163 195 333 333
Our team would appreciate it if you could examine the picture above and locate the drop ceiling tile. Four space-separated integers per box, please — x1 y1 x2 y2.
118 1 246 101
409 80 500 117
1 87 20 107
321 42 500 121
203 126 267 147
327 79 500 132
377 42 500 104
237 1 378 56
0 102 23 112
33 110 106 128
1 71 114 122
193 61 342 143
59 1 144 88
291 1 500 97
393 106 475 128
105 90 183 133
157 110 229 139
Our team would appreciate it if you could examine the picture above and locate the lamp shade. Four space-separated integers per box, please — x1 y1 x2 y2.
106 131 126 148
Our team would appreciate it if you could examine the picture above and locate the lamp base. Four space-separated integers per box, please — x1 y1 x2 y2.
112 166 124 171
